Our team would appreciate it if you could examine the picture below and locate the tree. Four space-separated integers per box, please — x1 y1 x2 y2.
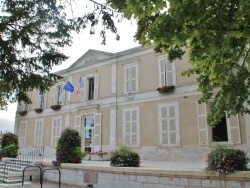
0 0 120 110
109 0 250 126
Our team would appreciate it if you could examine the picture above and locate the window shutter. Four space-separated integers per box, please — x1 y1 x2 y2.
20 121 27 146
197 103 209 145
159 102 179 146
158 58 166 87
67 76 72 102
35 119 43 146
125 67 130 93
51 86 56 105
93 113 102 151
51 118 61 146
35 90 40 108
42 91 47 108
80 77 85 101
94 74 99 99
124 110 131 145
75 116 81 133
131 109 139 146
60 88 65 105
169 104 178 145
228 115 241 144
131 66 137 92
166 61 173 86
160 106 168 145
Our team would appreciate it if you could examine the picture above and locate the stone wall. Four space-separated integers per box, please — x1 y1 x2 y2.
42 162 250 188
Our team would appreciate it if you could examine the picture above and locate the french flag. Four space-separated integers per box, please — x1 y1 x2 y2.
74 76 84 95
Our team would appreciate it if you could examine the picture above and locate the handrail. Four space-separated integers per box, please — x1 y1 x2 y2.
1 146 45 182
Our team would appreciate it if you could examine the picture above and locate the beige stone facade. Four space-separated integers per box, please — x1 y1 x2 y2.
15 46 249 161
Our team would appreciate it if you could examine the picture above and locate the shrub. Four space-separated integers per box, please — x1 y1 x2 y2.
205 144 249 176
1 132 19 149
110 144 140 167
2 143 18 158
55 128 85 164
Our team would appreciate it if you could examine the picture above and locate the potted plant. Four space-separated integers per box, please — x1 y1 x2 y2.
50 105 61 111
156 85 175 94
18 110 28 116
34 108 43 113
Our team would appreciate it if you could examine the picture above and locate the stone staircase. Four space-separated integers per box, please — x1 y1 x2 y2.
0 159 41 183
0 147 44 184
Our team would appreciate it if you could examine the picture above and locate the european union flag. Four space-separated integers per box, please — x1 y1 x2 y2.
63 81 74 93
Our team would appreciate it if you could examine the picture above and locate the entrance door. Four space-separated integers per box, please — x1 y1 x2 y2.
84 116 94 153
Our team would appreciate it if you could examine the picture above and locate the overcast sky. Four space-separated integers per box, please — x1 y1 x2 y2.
0 7 139 133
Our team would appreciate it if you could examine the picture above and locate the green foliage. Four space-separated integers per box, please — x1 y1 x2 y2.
110 144 140 167
206 144 249 176
2 143 18 158
0 0 121 110
56 128 84 163
109 0 250 126
1 132 19 149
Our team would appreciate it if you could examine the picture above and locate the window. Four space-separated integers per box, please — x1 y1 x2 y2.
158 56 176 87
123 107 140 146
35 90 47 108
20 121 27 146
212 116 228 142
84 116 94 153
52 85 65 105
197 102 241 145
79 74 99 101
51 117 62 146
84 114 102 152
124 63 138 94
34 119 43 146
19 92 31 111
158 102 179 146
88 77 94 100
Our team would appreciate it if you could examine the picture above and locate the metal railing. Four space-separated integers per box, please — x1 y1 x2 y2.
0 146 45 182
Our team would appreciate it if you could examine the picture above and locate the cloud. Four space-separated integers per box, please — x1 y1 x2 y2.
0 118 14 133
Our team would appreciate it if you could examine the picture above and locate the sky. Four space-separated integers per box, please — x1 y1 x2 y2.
0 2 139 133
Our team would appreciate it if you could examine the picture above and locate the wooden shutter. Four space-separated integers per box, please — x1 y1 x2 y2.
93 113 102 151
169 104 179 145
123 110 131 145
42 91 47 108
20 121 27 146
159 103 179 146
67 76 72 102
51 118 61 146
158 58 166 87
131 66 137 93
197 103 209 145
131 109 139 146
160 106 168 145
80 77 85 101
51 86 56 105
75 116 81 133
60 87 65 105
166 60 173 86
35 90 40 108
35 119 43 146
94 74 99 99
125 67 130 93
228 115 241 144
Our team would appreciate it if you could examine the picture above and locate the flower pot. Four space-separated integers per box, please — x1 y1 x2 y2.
35 108 43 113
50 105 61 111
19 111 28 116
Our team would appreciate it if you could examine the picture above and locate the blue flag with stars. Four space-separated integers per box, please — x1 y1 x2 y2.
63 81 74 93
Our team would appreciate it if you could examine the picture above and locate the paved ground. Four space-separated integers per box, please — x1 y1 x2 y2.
0 160 207 188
